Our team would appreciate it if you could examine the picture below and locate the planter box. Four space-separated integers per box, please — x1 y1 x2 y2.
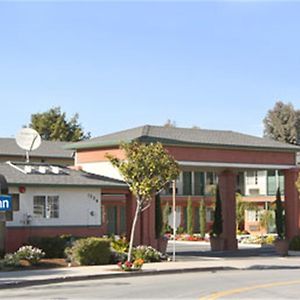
274 239 289 256
288 251 300 256
210 237 225 251
156 237 168 254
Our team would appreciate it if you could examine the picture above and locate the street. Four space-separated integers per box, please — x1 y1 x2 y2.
2 268 300 299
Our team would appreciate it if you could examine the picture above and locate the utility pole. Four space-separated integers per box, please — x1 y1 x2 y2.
172 180 176 262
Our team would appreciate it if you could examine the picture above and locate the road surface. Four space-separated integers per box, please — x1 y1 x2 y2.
2 268 300 299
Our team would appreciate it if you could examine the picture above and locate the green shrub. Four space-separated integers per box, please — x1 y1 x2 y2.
289 236 300 251
69 237 111 265
263 235 275 245
110 237 129 264
2 253 20 268
187 197 193 235
29 235 75 258
111 237 129 254
177 226 185 234
211 185 223 237
133 245 162 262
199 200 206 239
0 249 5 259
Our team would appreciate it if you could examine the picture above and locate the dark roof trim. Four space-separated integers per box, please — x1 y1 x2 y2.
8 182 128 189
67 136 300 153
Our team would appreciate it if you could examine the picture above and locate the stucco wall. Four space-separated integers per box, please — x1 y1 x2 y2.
6 186 101 227
78 162 123 180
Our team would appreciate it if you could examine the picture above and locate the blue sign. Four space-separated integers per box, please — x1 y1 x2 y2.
0 195 12 211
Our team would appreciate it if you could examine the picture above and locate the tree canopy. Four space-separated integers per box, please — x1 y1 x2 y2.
29 107 90 142
107 141 179 261
263 101 300 145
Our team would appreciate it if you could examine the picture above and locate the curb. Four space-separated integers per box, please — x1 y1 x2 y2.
0 266 237 289
1 264 300 290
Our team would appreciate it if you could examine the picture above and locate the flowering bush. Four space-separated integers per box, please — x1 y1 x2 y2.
176 234 206 241
239 234 276 245
118 259 144 271
17 245 45 265
2 253 21 268
133 245 162 262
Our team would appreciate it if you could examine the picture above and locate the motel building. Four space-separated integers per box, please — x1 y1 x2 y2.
0 137 132 253
68 125 300 251
0 161 127 253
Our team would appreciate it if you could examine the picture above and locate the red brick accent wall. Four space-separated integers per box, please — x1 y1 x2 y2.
77 145 295 166
165 146 295 165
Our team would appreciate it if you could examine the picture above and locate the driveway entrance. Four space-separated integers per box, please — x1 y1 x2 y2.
166 240 276 260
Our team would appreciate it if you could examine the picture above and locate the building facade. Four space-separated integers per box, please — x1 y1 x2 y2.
68 125 300 250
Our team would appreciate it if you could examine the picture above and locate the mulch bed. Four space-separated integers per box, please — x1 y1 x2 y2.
1 259 79 272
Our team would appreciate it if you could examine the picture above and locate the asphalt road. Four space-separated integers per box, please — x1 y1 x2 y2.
2 268 300 299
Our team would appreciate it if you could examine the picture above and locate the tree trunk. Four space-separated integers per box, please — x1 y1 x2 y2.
127 200 141 262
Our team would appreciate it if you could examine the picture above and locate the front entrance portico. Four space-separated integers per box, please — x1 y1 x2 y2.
218 170 238 251
284 168 300 239
215 166 300 251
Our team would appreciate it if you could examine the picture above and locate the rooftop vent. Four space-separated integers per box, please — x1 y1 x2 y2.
24 165 32 174
51 166 60 174
8 162 69 176
39 166 47 174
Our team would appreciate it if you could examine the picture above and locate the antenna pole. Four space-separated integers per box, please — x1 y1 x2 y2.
26 151 30 163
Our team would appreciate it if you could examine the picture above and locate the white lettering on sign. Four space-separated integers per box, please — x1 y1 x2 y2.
0 199 9 209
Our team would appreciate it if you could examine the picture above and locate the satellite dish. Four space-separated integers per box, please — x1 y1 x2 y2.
16 128 41 162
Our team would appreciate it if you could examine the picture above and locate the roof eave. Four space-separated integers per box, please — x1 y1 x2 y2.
64 138 136 150
7 182 128 188
139 137 300 152
64 135 300 153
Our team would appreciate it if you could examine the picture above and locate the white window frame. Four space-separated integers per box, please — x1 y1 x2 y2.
33 195 59 219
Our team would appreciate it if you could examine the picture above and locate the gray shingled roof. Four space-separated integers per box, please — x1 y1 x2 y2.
0 162 127 188
0 138 74 158
67 125 300 152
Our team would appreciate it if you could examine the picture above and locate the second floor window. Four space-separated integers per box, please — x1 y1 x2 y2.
183 171 192 195
246 171 258 185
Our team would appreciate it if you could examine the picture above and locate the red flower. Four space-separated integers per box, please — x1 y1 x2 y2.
125 261 133 268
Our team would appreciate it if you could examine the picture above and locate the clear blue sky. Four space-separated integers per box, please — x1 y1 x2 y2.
1 1 300 138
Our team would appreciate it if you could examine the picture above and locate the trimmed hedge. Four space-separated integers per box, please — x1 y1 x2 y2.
289 235 300 251
29 235 74 258
69 237 111 265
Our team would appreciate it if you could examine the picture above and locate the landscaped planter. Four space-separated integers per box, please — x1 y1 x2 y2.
210 236 225 251
157 237 168 254
274 239 289 256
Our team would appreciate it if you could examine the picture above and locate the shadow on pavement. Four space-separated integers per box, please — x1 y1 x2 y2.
167 244 277 259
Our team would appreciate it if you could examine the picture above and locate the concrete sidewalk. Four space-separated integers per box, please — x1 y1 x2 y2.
1 256 300 289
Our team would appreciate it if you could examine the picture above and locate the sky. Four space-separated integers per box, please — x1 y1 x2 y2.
1 1 300 139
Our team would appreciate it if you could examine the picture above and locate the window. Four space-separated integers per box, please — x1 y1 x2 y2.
247 210 259 222
182 172 192 195
33 195 59 219
206 207 214 222
278 171 285 194
205 172 216 195
194 172 205 195
206 172 215 185
33 196 46 218
246 171 258 185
